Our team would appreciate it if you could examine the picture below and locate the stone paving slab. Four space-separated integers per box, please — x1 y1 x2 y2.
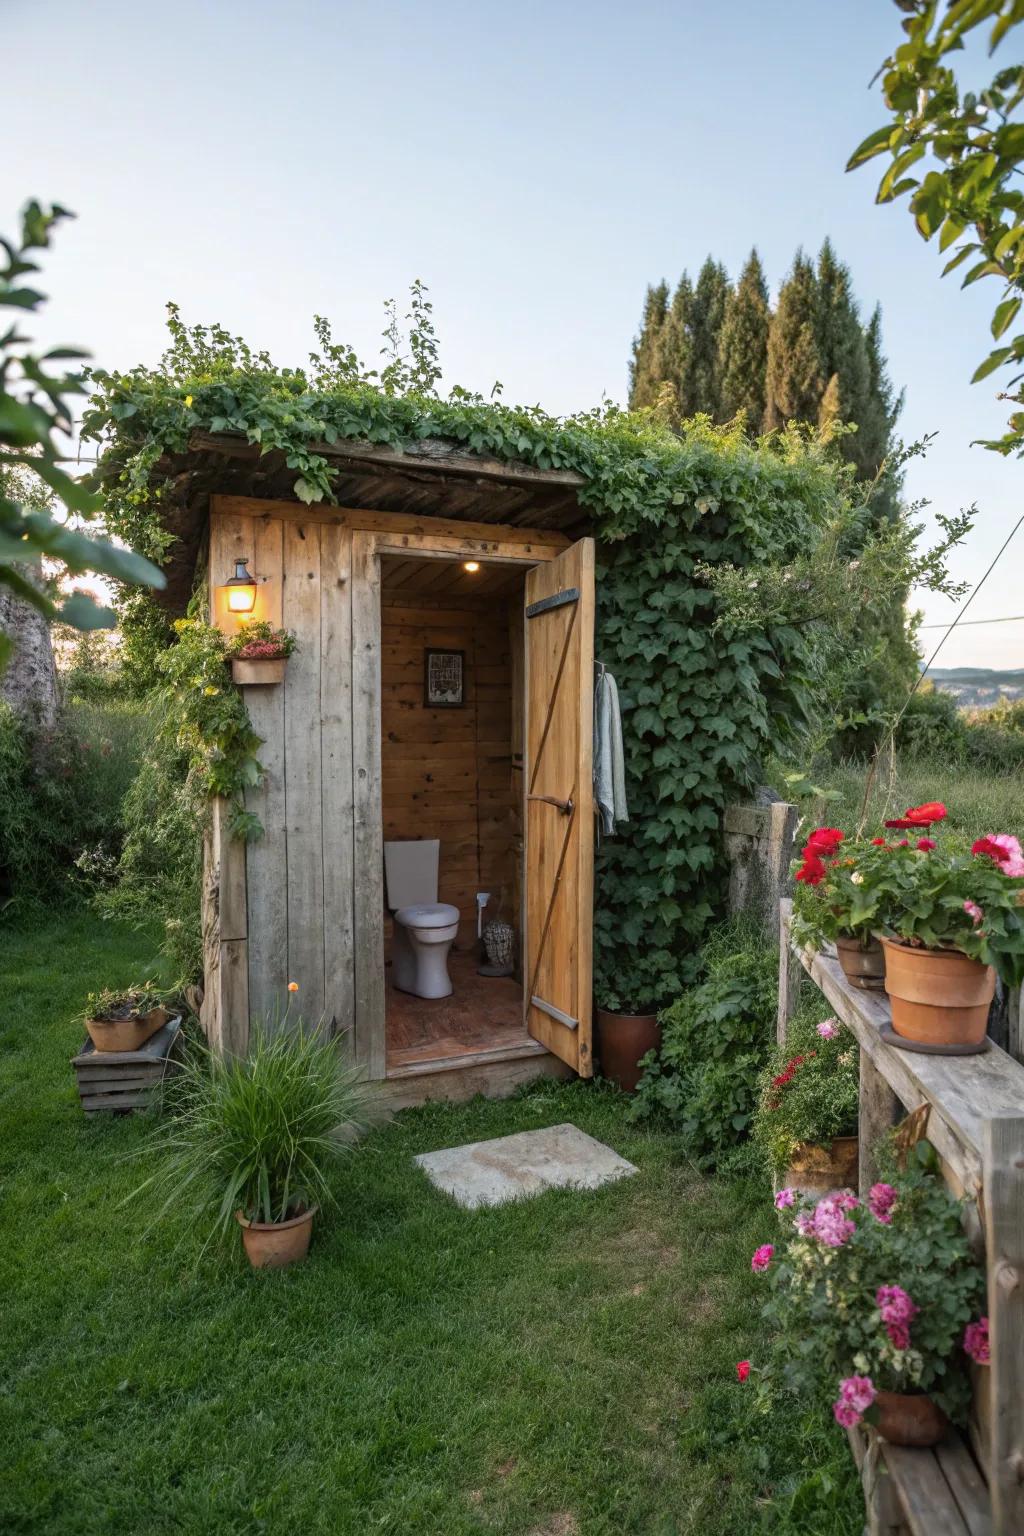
413 1121 638 1209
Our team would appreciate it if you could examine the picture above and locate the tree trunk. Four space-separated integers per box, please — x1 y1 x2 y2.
0 574 58 728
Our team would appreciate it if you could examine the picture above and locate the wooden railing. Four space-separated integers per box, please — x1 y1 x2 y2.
779 898 1024 1536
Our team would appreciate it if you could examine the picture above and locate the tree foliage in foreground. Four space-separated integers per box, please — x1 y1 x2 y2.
0 202 164 673
849 0 1024 454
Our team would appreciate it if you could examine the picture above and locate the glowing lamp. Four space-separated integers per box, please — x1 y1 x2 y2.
223 558 257 614
463 560 480 573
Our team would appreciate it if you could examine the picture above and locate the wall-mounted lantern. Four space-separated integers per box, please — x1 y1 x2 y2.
223 557 257 614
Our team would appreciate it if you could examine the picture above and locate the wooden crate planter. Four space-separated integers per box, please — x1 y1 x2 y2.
779 900 1024 1536
71 1014 184 1114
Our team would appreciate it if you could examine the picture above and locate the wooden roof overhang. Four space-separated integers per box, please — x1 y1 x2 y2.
150 429 589 616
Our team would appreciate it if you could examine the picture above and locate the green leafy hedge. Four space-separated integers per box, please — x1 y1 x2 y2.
85 317 856 1011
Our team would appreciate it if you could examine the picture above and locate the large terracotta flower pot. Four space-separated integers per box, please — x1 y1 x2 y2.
85 1005 170 1054
236 1206 316 1269
231 656 286 686
873 1389 948 1447
595 1007 661 1093
785 1135 859 1198
881 939 995 1048
834 933 885 991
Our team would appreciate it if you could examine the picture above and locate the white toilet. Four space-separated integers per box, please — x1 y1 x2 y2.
384 839 460 999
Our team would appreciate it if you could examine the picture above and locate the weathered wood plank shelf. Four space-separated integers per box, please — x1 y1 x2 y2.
71 1015 183 1113
778 900 1024 1536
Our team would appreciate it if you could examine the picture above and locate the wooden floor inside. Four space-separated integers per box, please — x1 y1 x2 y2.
386 947 536 1075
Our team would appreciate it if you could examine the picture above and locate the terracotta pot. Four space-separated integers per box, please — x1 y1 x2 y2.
595 1007 661 1092
231 656 286 686
85 1005 171 1054
785 1135 859 1198
834 933 885 991
881 938 995 1048
873 1388 948 1447
236 1205 316 1269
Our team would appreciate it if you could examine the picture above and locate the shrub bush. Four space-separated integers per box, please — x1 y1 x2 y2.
629 921 778 1168
752 1011 859 1180
98 737 203 987
895 687 967 759
0 698 154 912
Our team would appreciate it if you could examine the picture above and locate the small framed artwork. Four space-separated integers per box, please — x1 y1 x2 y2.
424 648 465 708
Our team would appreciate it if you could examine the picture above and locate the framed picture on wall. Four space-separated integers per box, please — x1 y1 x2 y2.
424 648 465 708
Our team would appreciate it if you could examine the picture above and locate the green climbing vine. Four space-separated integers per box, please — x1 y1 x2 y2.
84 296 964 1011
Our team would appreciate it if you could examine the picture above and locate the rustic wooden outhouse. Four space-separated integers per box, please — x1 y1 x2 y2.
174 432 597 1105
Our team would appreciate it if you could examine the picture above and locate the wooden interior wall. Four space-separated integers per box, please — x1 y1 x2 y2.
381 589 520 945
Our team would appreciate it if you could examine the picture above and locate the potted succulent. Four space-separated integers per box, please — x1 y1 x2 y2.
791 825 885 989
82 984 171 1053
753 1150 986 1446
845 808 1024 1048
132 1000 372 1269
753 1014 859 1196
228 620 297 686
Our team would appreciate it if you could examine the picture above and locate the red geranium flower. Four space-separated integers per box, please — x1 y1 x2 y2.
916 838 936 851
973 836 1009 865
795 852 826 885
736 1360 751 1383
806 827 845 854
871 837 886 846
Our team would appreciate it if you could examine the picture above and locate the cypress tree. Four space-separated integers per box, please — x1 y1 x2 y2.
684 258 731 418
656 272 694 414
815 239 874 477
718 248 770 428
861 304 903 483
629 281 669 409
764 252 823 431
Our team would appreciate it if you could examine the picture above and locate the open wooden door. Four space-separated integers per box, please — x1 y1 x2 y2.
523 538 595 1076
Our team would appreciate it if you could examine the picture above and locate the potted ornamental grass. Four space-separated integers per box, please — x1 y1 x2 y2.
792 824 886 989
845 807 1024 1049
751 1149 987 1447
753 1014 859 1196
228 620 297 686
133 996 372 1269
82 983 171 1053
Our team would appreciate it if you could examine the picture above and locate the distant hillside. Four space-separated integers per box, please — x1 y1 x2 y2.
928 667 1024 708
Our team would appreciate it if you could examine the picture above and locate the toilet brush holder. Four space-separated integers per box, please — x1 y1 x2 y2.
479 919 515 978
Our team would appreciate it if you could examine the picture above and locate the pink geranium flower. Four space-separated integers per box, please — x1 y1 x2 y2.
774 1187 795 1210
816 1019 839 1040
964 899 984 926
963 1317 990 1365
868 1182 898 1224
809 1193 858 1248
833 1374 875 1426
973 834 1024 877
877 1285 918 1349
751 1244 774 1273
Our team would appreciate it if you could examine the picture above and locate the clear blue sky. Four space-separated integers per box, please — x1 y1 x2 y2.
7 0 1023 669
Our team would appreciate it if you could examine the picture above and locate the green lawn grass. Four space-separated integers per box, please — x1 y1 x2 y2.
814 754 1021 843
0 915 860 1536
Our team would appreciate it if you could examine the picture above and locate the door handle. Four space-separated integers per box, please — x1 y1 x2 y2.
528 794 574 816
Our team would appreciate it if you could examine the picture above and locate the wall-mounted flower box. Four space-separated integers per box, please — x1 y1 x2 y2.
231 655 287 686
227 622 297 686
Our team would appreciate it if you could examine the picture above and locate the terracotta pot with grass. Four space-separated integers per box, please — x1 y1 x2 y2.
881 939 995 1048
127 995 372 1272
237 1205 317 1269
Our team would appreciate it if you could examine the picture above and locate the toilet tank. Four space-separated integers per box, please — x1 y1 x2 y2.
384 840 440 910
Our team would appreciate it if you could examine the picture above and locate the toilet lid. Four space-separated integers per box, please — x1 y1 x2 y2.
394 902 460 929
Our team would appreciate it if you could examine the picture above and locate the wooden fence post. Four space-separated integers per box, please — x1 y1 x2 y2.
984 1116 1024 1536
858 1054 901 1197
777 898 802 1046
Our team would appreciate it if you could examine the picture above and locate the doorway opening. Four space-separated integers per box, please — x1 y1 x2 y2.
379 553 539 1076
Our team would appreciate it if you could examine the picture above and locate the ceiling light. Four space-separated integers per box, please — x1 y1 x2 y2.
463 560 480 573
